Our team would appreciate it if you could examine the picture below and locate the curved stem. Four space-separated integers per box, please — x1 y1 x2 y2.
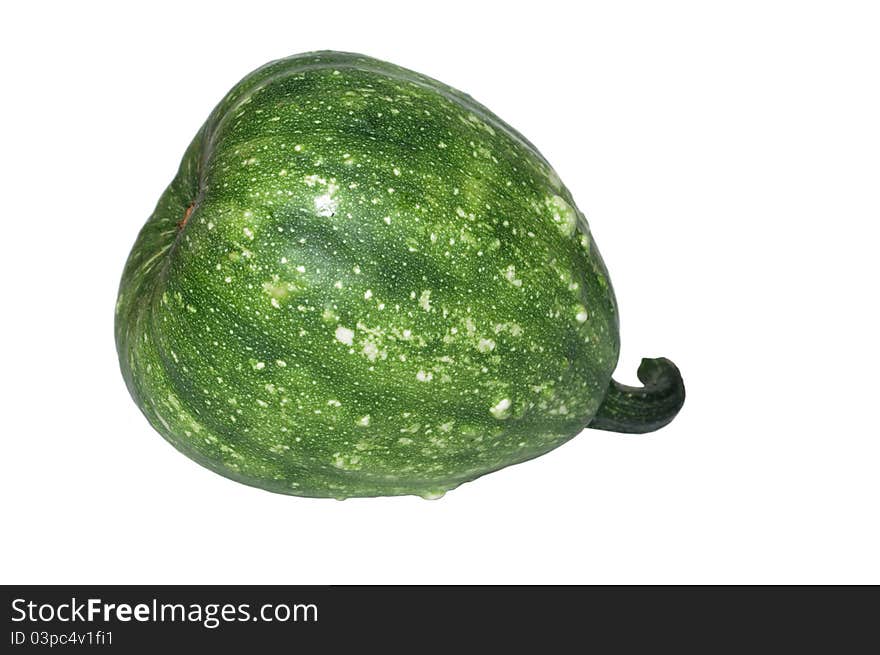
589 357 685 434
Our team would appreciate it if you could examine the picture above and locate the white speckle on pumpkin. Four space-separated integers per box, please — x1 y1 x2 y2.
357 415 371 427
504 265 522 287
490 398 511 419
315 193 336 216
362 341 379 361
477 338 496 353
419 290 432 311
547 194 577 236
335 325 354 346
416 370 433 382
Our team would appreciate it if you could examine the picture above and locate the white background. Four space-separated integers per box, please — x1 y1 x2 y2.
1 1 878 584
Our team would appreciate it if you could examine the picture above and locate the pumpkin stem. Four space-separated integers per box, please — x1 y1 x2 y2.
589 357 685 434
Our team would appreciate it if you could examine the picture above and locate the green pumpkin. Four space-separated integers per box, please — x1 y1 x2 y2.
115 51 684 499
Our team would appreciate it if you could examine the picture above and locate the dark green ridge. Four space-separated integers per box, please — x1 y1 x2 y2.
115 51 682 498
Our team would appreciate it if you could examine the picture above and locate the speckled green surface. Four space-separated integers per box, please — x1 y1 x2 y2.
115 51 680 499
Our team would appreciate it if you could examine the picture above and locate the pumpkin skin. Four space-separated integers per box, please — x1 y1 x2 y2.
115 51 683 499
